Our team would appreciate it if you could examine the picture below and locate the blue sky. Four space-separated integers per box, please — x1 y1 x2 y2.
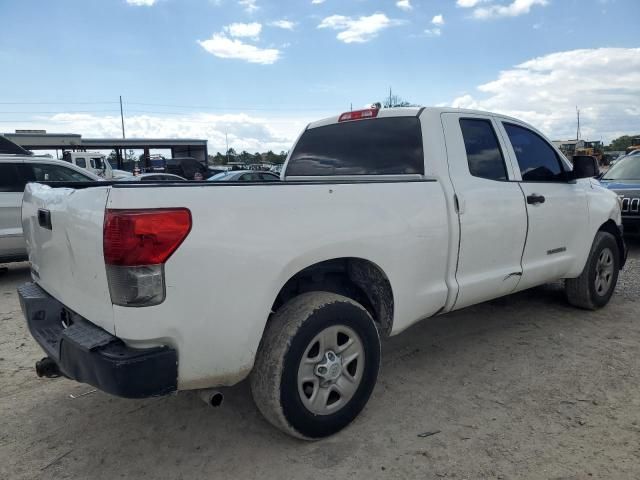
0 0 638 152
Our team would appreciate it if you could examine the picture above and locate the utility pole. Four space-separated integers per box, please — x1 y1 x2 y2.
576 106 581 141
119 96 126 139
225 133 229 164
389 86 392 108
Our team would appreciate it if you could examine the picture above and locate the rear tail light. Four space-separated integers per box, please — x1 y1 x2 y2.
338 108 379 122
104 209 191 307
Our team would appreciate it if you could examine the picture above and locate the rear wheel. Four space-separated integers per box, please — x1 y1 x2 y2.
250 292 380 439
565 231 620 310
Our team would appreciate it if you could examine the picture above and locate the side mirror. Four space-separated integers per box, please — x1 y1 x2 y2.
572 155 599 179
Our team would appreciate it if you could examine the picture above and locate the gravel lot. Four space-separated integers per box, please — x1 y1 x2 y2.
1 238 639 480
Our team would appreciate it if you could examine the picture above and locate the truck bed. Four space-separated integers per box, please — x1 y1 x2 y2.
22 178 452 389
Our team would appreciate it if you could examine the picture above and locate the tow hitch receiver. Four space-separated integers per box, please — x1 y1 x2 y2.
35 357 61 378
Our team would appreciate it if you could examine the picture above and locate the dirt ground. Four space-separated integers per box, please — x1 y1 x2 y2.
1 239 639 480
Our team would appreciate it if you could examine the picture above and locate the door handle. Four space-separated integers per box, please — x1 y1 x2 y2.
526 194 545 205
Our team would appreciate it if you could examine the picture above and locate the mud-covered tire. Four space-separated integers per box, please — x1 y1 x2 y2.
565 231 620 310
250 292 381 440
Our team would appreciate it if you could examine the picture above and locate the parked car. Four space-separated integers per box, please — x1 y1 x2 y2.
609 150 640 168
19 107 624 440
599 154 640 233
207 170 280 181
62 151 132 179
164 157 208 180
121 173 187 182
0 154 100 263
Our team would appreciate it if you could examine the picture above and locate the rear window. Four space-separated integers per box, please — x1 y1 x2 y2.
286 117 424 176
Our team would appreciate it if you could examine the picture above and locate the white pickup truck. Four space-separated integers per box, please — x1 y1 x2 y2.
18 107 625 439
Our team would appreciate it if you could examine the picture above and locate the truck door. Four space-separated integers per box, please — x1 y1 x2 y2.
441 113 528 309
497 121 589 290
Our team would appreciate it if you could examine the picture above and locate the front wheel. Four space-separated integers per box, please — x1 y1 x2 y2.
250 292 381 439
565 231 620 310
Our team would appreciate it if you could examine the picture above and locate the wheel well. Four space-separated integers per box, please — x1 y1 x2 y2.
599 219 626 268
271 258 394 336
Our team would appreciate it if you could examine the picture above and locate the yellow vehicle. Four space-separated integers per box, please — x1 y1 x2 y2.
575 140 604 164
625 137 640 154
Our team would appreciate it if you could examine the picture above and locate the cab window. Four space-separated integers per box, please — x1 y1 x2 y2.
504 123 566 182
75 157 87 168
459 118 508 181
27 164 93 182
287 117 424 176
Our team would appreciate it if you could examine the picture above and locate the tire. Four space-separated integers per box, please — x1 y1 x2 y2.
565 231 620 310
250 292 381 440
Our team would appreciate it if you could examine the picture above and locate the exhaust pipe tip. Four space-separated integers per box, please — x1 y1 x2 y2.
199 389 224 408
35 357 60 378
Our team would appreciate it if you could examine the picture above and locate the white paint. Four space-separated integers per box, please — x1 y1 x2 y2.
20 107 622 390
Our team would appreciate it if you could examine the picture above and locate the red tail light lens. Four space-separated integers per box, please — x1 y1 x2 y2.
338 108 379 122
104 209 192 266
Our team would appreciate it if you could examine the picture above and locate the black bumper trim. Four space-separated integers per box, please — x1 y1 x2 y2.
18 282 177 399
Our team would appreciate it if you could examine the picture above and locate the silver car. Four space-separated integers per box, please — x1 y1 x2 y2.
0 155 100 263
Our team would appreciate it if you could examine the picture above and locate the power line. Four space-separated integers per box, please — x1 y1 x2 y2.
0 101 119 105
0 110 121 114
124 101 337 111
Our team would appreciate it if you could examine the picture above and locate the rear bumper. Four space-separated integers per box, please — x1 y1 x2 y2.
18 282 177 398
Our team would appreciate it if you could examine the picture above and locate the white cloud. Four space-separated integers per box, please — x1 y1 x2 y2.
449 48 640 142
198 34 280 64
424 14 444 36
396 0 412 11
456 0 488 7
311 0 326 4
33 112 309 153
239 0 258 13
126 0 156 5
224 22 262 39
318 13 398 44
270 19 296 30
472 0 548 19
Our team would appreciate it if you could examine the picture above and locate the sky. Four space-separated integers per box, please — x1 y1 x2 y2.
0 0 638 153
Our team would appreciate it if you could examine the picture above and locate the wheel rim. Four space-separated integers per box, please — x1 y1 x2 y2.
594 247 615 296
297 325 365 416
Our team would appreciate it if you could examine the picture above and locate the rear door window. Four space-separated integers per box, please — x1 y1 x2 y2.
504 123 566 182
75 157 87 168
287 117 424 176
0 164 26 192
459 118 508 181
259 173 280 181
27 164 93 182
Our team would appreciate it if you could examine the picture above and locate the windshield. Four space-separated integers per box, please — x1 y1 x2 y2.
91 157 106 169
208 171 231 181
603 156 640 180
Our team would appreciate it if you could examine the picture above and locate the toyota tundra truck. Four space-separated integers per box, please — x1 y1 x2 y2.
18 107 625 439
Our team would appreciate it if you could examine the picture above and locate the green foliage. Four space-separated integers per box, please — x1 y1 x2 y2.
208 150 288 165
382 90 418 108
606 135 640 152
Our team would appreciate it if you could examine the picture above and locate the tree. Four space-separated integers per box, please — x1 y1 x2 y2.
209 152 227 165
381 88 417 108
238 150 251 163
607 135 640 152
